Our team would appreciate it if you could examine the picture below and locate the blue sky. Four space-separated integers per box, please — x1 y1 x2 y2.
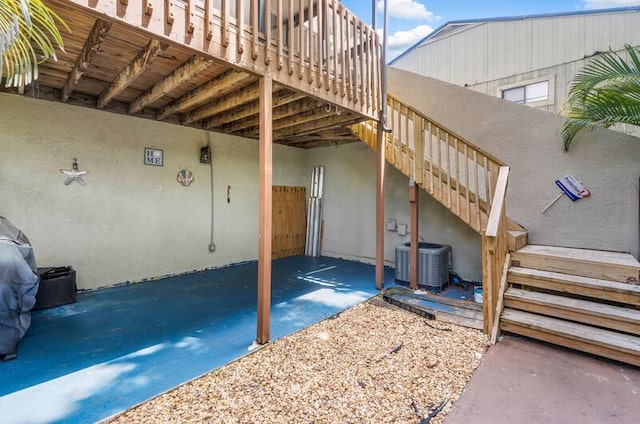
339 0 640 58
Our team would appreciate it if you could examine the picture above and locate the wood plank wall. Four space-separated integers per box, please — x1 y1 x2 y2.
272 185 307 259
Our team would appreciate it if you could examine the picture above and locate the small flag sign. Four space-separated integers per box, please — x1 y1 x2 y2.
555 175 590 202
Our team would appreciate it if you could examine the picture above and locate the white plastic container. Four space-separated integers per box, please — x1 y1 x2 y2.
473 286 483 304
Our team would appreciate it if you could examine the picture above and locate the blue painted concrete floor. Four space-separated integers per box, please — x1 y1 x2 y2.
0 256 394 424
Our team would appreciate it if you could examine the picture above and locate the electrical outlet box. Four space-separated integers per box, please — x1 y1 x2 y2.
386 219 397 231
397 224 408 236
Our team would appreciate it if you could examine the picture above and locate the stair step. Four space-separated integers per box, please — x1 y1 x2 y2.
501 309 640 366
507 230 528 252
512 245 640 283
508 266 640 306
504 288 640 335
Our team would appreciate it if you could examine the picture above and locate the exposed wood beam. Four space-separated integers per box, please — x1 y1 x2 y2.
205 90 305 129
280 130 357 144
62 19 112 102
288 138 358 149
219 98 319 134
272 113 362 139
128 55 213 115
158 70 252 121
182 82 260 124
271 107 333 131
13 84 181 126
97 39 165 109
257 76 273 345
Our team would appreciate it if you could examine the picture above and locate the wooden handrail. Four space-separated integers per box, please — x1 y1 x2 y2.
485 167 509 238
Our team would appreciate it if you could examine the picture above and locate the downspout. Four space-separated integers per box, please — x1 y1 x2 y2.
375 0 389 289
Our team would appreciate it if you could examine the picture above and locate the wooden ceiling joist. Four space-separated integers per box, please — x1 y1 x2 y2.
128 55 214 115
279 128 361 147
157 70 252 121
182 82 261 125
2 1 370 149
97 39 166 109
271 107 334 131
292 138 359 149
217 98 320 134
61 18 112 102
273 114 362 139
205 90 306 130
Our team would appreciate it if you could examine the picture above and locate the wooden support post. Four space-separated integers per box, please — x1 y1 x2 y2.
409 180 419 290
482 230 494 334
375 115 385 290
257 76 273 345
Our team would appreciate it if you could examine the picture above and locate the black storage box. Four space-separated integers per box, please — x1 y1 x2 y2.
34 266 76 309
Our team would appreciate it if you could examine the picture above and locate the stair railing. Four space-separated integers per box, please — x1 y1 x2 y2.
351 94 505 233
351 96 514 335
482 166 510 334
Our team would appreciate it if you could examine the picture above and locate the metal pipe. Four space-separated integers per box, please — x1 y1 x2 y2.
311 166 319 197
375 0 388 289
372 0 377 30
318 166 325 198
309 198 317 256
316 200 323 256
314 199 320 256
207 131 216 253
306 197 313 255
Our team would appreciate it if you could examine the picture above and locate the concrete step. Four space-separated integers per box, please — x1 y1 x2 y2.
511 245 640 283
508 266 640 306
504 287 640 335
500 309 640 367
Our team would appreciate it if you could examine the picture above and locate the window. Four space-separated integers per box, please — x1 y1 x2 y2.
499 77 554 107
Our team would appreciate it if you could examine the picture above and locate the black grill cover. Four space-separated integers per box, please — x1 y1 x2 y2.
0 217 38 358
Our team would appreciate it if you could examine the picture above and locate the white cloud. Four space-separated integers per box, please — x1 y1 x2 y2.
582 0 640 9
376 0 438 21
381 24 434 50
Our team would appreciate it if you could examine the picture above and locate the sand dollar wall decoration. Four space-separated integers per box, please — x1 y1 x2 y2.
177 169 194 187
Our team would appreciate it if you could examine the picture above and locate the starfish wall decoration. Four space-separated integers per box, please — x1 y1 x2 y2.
60 158 89 185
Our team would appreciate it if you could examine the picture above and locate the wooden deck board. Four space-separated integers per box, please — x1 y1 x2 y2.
508 266 640 306
512 245 640 283
383 287 483 330
501 309 640 366
504 288 640 335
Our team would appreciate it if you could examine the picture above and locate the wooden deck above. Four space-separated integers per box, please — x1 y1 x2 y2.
1 0 381 148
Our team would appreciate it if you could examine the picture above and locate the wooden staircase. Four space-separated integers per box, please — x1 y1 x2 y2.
500 245 640 366
349 94 528 250
350 92 640 366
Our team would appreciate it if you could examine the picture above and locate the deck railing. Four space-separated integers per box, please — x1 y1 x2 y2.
352 93 505 234
69 0 381 119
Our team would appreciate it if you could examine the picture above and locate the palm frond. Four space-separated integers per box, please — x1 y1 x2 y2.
0 0 67 90
561 44 640 152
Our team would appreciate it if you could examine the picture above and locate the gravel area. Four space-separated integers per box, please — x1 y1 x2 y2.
108 297 489 423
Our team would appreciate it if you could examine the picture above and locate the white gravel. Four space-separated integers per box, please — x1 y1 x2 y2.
108 297 489 423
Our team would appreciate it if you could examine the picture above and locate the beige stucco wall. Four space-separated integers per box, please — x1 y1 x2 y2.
309 142 483 281
0 94 308 290
389 68 640 257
